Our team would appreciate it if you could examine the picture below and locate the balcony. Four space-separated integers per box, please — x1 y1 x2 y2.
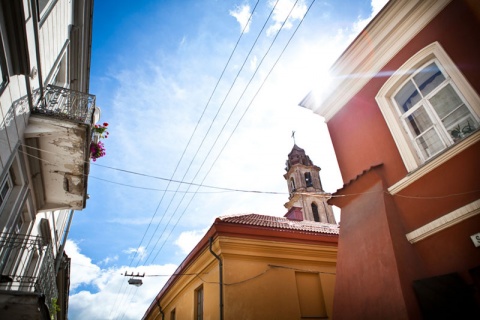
0 232 58 319
24 85 97 211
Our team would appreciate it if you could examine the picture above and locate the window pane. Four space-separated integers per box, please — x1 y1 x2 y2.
38 0 50 14
395 80 421 113
1 180 9 199
413 62 446 96
416 128 444 159
442 105 474 129
196 287 203 320
429 84 463 119
405 106 433 136
0 33 8 90
447 112 478 142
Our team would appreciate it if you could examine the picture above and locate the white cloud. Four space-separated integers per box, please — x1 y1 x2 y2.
250 55 258 71
100 255 119 265
123 246 147 261
66 240 177 320
352 0 388 36
69 264 177 320
174 228 208 254
266 0 308 36
65 240 102 291
179 35 187 47
371 0 387 15
229 4 252 33
71 1 394 317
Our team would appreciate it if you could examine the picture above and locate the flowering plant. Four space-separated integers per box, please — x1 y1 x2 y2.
92 122 109 139
90 141 106 162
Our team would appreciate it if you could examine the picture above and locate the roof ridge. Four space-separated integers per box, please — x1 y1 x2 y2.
218 213 339 235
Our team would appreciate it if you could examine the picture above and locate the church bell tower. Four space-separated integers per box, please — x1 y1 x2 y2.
284 144 336 224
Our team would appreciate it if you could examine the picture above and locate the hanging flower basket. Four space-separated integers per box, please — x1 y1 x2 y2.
90 141 106 162
92 122 109 139
90 122 110 161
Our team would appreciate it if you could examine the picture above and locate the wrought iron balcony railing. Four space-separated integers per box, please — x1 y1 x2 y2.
0 232 58 315
32 84 96 125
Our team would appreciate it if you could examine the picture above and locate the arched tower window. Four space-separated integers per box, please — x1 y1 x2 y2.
311 203 320 222
290 178 296 192
304 172 312 187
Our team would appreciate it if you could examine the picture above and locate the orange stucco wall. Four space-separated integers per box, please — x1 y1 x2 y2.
327 1 480 319
328 0 480 188
145 235 337 320
332 168 424 319
222 254 336 319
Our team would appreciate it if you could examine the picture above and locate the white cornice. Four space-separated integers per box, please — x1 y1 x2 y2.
302 0 451 121
406 199 480 243
219 236 338 262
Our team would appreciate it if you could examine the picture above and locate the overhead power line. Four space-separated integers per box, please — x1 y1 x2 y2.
111 1 264 318
146 0 310 268
13 140 479 200
15 141 287 194
141 0 291 269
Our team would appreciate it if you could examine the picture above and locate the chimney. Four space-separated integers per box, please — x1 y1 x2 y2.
284 206 303 221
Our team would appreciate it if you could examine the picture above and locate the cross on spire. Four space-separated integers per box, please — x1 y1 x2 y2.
291 130 296 144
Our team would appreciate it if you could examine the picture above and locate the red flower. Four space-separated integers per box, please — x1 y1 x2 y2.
90 141 106 161
103 122 109 126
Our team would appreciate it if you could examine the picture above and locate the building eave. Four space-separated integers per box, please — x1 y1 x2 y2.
329 163 384 208
300 0 452 121
142 215 338 319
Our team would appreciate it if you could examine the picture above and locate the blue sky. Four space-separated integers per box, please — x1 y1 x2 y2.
66 0 387 319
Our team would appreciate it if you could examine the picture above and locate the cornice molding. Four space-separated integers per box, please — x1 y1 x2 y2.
301 0 451 120
218 236 338 263
406 199 480 243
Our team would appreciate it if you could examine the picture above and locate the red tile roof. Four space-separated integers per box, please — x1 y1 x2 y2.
217 213 339 235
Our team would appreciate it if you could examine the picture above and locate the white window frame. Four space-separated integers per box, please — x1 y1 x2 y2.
0 174 12 211
393 59 478 162
376 42 480 193
53 52 68 87
37 0 55 21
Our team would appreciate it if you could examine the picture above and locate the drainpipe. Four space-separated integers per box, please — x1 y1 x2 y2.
209 237 224 320
30 0 44 101
156 301 164 320
55 210 75 273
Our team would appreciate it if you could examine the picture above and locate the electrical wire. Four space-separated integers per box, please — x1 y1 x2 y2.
137 0 287 267
142 0 290 268
3 2 475 314
12 140 479 200
114 1 301 317
13 141 287 194
17 141 285 193
111 2 264 318
138 0 284 265
90 177 221 193
123 264 336 286
146 0 315 268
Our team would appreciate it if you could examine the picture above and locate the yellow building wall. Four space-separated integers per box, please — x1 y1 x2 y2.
146 235 337 320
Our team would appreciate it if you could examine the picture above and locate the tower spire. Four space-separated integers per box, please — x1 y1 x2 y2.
283 144 336 224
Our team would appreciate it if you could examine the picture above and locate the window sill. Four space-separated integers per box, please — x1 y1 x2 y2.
388 130 480 195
